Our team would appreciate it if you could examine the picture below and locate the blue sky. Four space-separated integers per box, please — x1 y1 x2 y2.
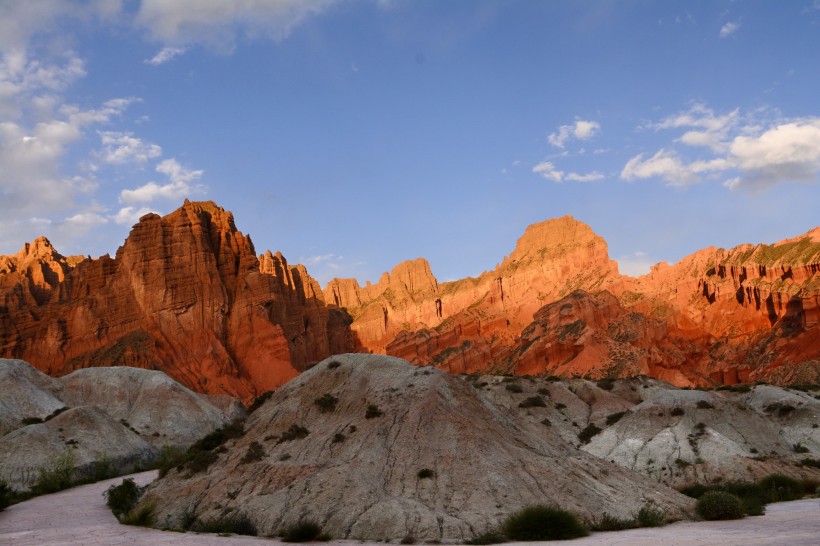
1 1 819 285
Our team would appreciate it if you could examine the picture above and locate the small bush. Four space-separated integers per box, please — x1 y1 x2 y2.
793 443 810 454
417 468 435 479
22 416 43 425
637 503 665 527
156 445 186 478
240 442 265 464
120 502 155 527
696 400 714 409
591 513 638 531
91 456 116 482
596 378 616 391
193 420 245 452
0 479 13 511
184 450 218 475
247 391 274 413
671 407 685 416
541 418 552 427
554 403 567 410
518 396 546 408
505 384 524 393
33 447 77 494
578 424 602 444
105 478 141 517
606 411 627 426
314 394 338 413
280 520 330 542
537 388 550 395
465 531 506 544
200 513 257 536
758 474 803 502
696 492 744 520
800 458 820 469
332 433 346 443
365 404 383 419
502 505 588 540
764 402 795 416
277 425 310 444
327 360 341 369
675 458 691 468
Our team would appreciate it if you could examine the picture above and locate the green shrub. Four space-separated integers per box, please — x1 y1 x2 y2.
105 478 142 517
33 447 77 494
696 492 744 520
120 501 155 527
21 416 43 425
501 505 589 541
280 520 330 542
332 433 346 443
636 503 665 527
671 407 685 416
365 405 383 419
554 403 567 410
240 441 265 464
578 424 602 444
200 513 257 536
247 391 274 413
591 513 638 531
417 468 435 479
314 394 338 413
506 384 524 393
793 443 810 454
596 378 616 391
465 531 506 544
277 425 310 444
800 458 820 469
184 450 218 475
518 396 546 408
696 400 714 409
0 479 13 511
759 474 803 502
192 420 245 452
606 411 627 426
156 445 186 477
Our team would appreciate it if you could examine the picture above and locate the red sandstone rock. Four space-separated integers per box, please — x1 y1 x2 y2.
0 201 351 400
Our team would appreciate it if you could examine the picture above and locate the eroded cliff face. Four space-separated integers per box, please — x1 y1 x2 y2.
333 220 820 387
0 201 351 399
2 201 818 392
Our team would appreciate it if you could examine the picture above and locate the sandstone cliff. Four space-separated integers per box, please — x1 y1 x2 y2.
0 201 351 399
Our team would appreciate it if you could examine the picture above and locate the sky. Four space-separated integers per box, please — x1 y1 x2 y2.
1 1 819 285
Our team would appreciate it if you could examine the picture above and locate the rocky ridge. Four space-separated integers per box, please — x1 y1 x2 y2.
0 359 236 491
139 354 693 542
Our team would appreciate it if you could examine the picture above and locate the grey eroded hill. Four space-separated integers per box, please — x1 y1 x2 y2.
140 354 693 543
0 359 239 491
474 374 820 486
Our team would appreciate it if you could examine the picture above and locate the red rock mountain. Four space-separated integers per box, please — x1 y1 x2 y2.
0 201 350 399
1 201 818 395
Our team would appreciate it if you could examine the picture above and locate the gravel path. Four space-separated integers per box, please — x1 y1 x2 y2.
1 471 818 545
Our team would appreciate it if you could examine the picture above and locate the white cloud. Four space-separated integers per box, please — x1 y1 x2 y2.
119 158 206 203
565 171 604 182
136 0 339 50
623 108 820 190
621 149 699 186
145 46 186 65
532 161 563 182
616 252 656 277
98 131 162 164
113 206 154 225
533 162 604 183
720 21 740 38
548 119 600 148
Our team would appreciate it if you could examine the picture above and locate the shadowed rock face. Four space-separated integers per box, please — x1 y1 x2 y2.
0 359 238 491
0 200 353 399
140 354 693 543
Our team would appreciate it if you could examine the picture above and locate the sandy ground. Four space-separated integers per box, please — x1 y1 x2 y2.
0 471 818 546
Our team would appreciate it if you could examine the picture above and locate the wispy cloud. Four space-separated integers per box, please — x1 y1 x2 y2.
720 21 740 38
98 131 162 164
120 158 206 203
145 46 185 65
533 162 604 183
622 104 820 190
548 119 601 148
